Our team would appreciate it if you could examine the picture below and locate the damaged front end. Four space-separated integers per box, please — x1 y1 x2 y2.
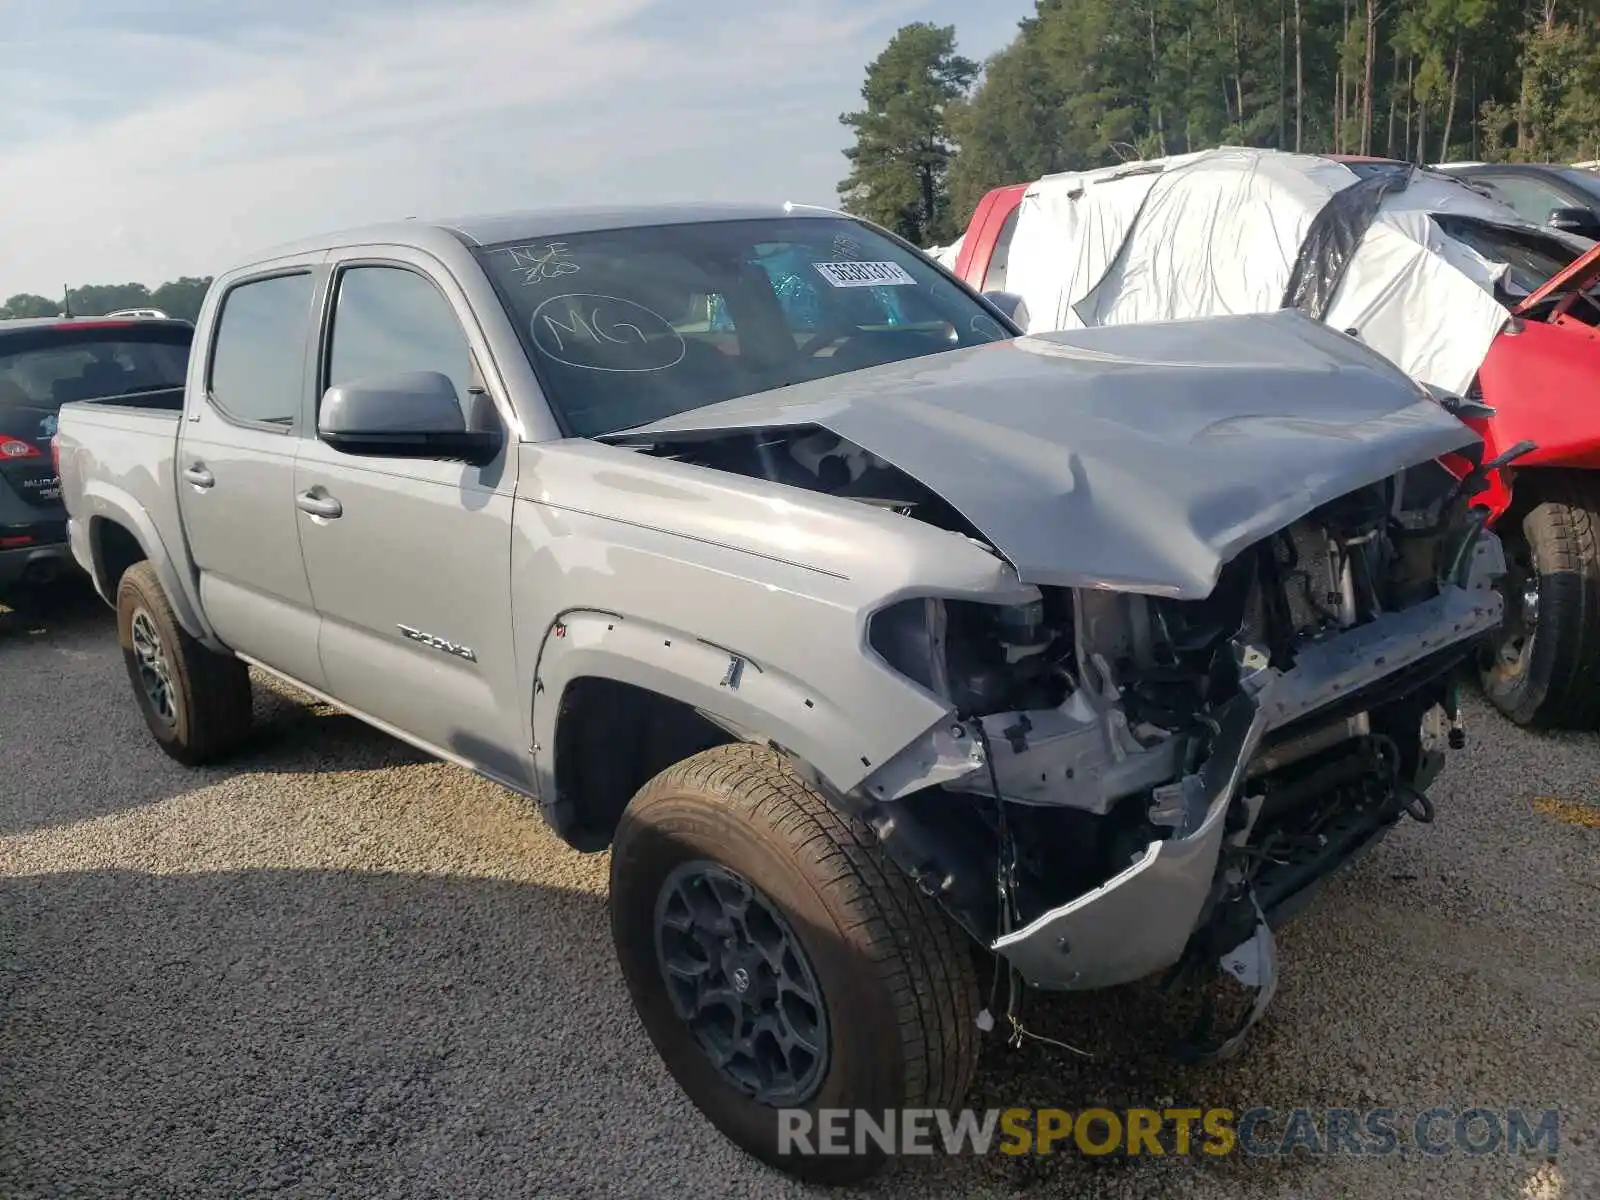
604 312 1511 1056
856 462 1504 1054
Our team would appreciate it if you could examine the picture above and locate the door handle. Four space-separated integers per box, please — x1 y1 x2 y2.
295 490 343 520
183 463 215 489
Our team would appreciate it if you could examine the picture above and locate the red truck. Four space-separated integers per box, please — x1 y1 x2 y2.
952 158 1600 729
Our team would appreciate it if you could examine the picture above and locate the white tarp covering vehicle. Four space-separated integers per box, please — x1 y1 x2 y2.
954 148 1600 731
924 235 964 270
1002 147 1584 397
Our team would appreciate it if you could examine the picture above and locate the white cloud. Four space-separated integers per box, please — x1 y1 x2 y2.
0 0 960 294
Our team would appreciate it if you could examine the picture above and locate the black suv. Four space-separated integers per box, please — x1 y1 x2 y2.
0 317 193 593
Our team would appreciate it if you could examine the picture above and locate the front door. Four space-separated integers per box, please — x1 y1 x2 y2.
177 268 326 687
293 256 528 787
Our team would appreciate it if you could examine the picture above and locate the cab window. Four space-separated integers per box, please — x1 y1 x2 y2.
208 273 315 426
324 266 474 418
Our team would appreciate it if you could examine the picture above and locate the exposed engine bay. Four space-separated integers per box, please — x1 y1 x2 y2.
626 420 1507 1056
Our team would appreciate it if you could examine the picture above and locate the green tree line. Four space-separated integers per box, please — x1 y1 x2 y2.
841 1 1600 244
1 278 212 323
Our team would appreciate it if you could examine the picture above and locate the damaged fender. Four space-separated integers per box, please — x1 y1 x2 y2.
514 439 1039 815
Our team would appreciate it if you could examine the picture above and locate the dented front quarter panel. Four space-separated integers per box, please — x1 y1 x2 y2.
514 439 1036 807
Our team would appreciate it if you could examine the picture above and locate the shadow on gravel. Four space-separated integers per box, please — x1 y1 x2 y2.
0 867 1274 1200
0 867 628 1200
0 865 1583 1199
238 687 436 774
0 574 112 643
0 573 442 837
0 659 434 838
1 677 438 840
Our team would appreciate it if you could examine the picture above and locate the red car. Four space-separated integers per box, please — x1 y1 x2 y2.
952 154 1600 728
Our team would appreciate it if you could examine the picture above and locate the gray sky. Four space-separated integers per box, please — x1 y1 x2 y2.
0 0 1030 296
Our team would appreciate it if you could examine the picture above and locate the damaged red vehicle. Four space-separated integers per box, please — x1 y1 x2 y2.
951 150 1600 728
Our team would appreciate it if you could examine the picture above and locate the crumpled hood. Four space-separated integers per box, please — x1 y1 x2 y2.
609 310 1480 598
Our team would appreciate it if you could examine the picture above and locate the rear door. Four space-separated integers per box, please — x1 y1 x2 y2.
177 266 327 687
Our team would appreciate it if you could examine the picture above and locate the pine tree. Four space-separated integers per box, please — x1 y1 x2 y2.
838 23 977 244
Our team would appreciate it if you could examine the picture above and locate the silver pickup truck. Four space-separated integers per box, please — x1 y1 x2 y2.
57 203 1505 1182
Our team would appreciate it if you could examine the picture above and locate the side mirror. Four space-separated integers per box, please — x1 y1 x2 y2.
318 371 500 466
1547 206 1600 239
1422 382 1496 421
982 290 1030 329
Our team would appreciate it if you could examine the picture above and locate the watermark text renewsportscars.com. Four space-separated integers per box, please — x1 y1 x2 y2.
777 1106 1562 1158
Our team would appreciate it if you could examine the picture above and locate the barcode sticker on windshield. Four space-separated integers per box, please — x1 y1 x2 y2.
813 260 917 288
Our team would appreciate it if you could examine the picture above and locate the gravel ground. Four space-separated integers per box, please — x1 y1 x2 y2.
1 580 1595 1199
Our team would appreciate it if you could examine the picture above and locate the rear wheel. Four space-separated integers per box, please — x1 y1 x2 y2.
609 743 980 1184
116 562 253 764
1480 474 1600 728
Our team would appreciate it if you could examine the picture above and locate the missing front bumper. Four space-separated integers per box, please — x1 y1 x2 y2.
991 584 1501 991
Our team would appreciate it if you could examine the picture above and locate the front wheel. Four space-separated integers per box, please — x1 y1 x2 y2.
1480 474 1600 728
609 744 980 1184
116 562 254 764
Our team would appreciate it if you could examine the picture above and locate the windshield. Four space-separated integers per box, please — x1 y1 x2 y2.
1433 215 1587 297
1555 167 1600 203
475 217 1010 437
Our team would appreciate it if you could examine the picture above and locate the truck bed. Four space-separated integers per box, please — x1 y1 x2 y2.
72 385 187 412
55 399 189 609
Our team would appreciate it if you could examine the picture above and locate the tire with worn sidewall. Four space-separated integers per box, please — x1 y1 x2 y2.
609 744 980 1184
116 561 253 764
1481 473 1600 728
